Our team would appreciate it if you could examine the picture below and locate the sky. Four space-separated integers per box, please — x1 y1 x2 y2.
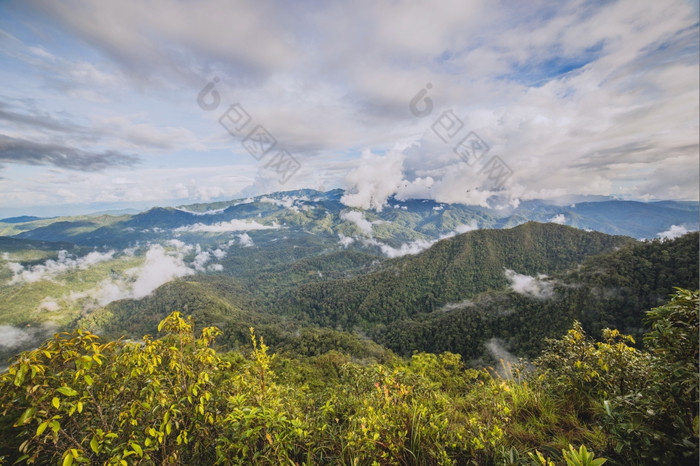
0 0 698 217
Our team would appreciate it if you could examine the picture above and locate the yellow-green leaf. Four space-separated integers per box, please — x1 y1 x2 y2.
90 435 99 454
52 397 60 409
57 386 78 397
36 421 49 436
62 453 73 466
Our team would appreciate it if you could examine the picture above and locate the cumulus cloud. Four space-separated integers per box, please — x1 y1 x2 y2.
338 234 355 248
657 224 689 240
504 269 554 299
192 250 211 272
340 210 375 236
7 250 115 284
259 195 309 210
236 233 255 247
440 220 479 239
548 214 567 225
91 279 131 306
63 242 218 307
130 244 194 299
362 237 436 259
175 219 280 233
341 149 405 211
166 239 193 252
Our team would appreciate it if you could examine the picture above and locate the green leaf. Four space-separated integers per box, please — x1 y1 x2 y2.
14 407 35 427
57 386 78 397
90 435 99 454
52 397 60 409
12 454 30 465
131 443 143 457
13 365 27 387
49 420 60 434
36 421 49 436
62 453 73 466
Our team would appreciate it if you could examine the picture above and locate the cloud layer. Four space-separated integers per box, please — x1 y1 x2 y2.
0 0 697 215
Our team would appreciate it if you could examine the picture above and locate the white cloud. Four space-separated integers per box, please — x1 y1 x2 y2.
338 233 355 248
340 210 375 236
175 219 280 233
454 221 479 234
362 237 436 259
166 239 193 252
175 207 226 216
259 195 308 210
504 269 554 299
131 244 194 299
548 214 567 225
92 279 130 306
39 297 60 311
7 250 115 284
192 250 211 272
657 224 689 240
0 325 32 348
237 233 254 247
1 0 697 216
356 221 479 257
341 149 405 211
440 220 480 239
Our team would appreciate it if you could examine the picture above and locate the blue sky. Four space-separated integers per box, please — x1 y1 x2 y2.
0 0 698 217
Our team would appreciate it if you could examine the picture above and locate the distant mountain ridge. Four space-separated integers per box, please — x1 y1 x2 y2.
3 190 697 250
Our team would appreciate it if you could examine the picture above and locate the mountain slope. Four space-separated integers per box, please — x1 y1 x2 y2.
276 222 635 328
378 232 699 360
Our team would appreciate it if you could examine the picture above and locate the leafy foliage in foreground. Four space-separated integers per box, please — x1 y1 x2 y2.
1 290 697 465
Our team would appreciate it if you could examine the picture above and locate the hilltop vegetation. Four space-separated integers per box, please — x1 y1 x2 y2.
1 289 697 465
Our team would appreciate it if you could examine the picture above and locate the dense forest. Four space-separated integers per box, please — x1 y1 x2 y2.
72 227 698 368
0 289 697 465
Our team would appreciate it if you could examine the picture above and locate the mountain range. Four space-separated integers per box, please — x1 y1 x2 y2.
0 189 697 366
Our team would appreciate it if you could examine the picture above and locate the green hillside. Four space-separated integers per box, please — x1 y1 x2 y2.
276 223 635 329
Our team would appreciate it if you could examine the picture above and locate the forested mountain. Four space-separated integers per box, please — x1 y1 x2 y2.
378 232 699 361
59 223 697 369
275 222 634 328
